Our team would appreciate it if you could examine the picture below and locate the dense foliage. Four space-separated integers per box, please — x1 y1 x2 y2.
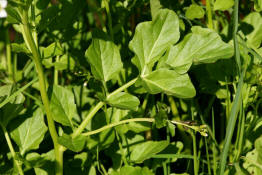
0 0 262 174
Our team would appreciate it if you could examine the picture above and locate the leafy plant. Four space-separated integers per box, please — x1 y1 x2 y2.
0 0 262 175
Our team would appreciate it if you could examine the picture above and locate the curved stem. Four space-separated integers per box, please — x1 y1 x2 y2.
83 118 155 136
206 0 213 29
1 124 24 175
20 9 63 175
72 78 138 138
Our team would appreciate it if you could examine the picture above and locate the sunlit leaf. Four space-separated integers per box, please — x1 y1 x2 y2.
130 140 169 163
10 108 48 155
166 26 233 74
141 69 196 98
85 39 123 82
129 9 179 73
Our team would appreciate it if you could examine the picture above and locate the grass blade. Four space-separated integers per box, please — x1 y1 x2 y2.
218 71 244 175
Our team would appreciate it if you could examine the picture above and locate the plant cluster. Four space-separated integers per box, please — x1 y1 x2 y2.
0 0 262 175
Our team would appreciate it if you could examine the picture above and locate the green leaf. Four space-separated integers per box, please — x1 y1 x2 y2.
11 43 30 54
53 54 75 71
254 0 262 11
141 69 196 98
49 85 78 127
130 140 169 163
166 26 233 74
214 0 234 11
110 166 154 175
150 0 162 20
5 7 22 24
85 39 123 82
155 110 168 129
242 12 262 49
10 108 48 155
0 85 25 127
129 9 180 73
185 4 205 20
107 92 140 111
40 42 63 59
58 134 86 152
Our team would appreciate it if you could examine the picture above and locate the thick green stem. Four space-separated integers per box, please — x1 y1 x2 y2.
20 9 63 175
1 124 24 175
206 0 213 29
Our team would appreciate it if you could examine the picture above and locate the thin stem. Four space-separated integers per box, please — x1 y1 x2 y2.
107 78 138 99
206 0 213 29
83 118 154 136
204 138 211 175
72 77 138 139
20 9 63 175
1 124 24 175
103 0 114 40
72 101 105 138
5 29 13 81
212 108 217 175
54 56 59 85
191 105 199 175
233 0 241 73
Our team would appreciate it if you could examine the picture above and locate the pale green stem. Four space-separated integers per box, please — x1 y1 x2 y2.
206 0 213 29
83 118 155 136
20 9 63 175
1 124 24 175
54 56 59 85
72 77 138 138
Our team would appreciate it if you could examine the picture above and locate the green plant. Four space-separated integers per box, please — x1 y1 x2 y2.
0 0 262 175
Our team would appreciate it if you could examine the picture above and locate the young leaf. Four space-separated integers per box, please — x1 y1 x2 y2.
107 92 140 111
155 110 168 129
110 166 154 175
10 108 48 155
185 4 205 20
166 26 234 74
150 0 162 20
40 42 63 59
214 0 234 11
85 39 123 82
11 43 30 54
254 0 262 11
49 85 78 127
129 9 179 73
130 140 169 163
58 134 86 152
141 69 196 98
